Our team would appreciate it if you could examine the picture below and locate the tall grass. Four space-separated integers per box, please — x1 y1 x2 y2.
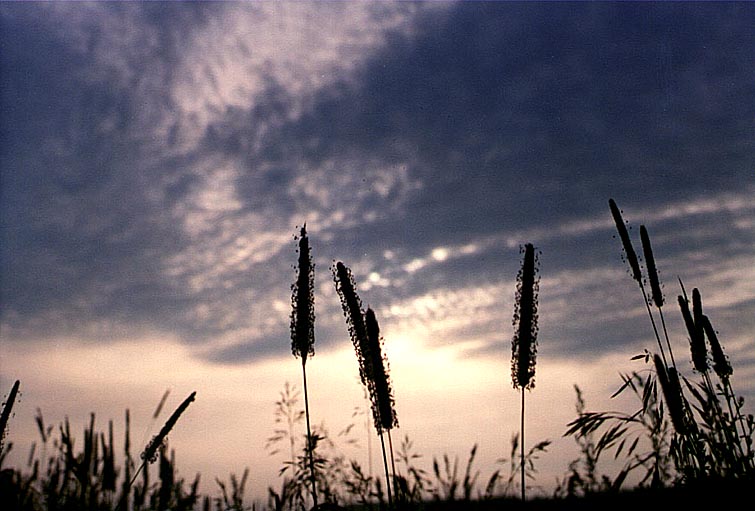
365 307 399 506
511 243 540 501
290 225 318 509
566 198 754 491
333 261 398 508
1 390 199 511
121 390 197 509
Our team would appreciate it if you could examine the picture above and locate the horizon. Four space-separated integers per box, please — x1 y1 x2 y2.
2 1 754 504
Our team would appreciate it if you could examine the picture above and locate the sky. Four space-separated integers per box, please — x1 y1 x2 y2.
1 0 754 503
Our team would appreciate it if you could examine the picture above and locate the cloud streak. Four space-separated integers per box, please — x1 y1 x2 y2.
2 2 754 371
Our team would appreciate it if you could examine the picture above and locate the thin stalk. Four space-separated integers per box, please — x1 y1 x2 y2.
640 282 669 370
366 392 373 479
387 429 397 500
656 307 677 370
520 387 525 502
379 431 393 508
717 376 749 471
610 202 670 368
702 314 750 466
641 224 677 370
722 377 754 468
302 360 318 509
699 369 741 469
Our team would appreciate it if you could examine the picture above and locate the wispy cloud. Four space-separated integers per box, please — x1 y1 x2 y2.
2 1 753 367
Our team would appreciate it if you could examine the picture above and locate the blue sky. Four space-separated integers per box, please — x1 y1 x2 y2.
2 1 754 502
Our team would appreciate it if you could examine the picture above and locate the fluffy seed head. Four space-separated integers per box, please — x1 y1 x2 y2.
512 243 539 390
701 315 732 380
365 308 398 432
141 391 196 465
333 261 373 386
640 225 664 307
679 293 707 373
609 199 642 284
291 225 315 362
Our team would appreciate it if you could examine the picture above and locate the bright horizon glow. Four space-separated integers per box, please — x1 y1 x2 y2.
2 330 671 501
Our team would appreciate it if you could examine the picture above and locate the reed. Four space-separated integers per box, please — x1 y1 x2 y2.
609 199 642 284
609 200 673 370
511 243 539 501
640 226 663 308
333 261 373 388
141 391 196 466
365 308 398 434
365 307 399 503
679 292 707 374
511 243 538 391
701 315 731 380
117 390 197 511
290 225 318 509
291 225 316 363
640 225 677 369
333 261 395 507
696 305 751 470
591 199 754 483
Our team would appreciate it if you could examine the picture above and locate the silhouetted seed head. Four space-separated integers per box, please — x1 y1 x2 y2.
512 243 539 390
0 379 20 454
291 225 315 362
141 391 196 464
365 308 398 432
609 199 642 284
333 261 373 386
701 315 732 380
640 225 664 307
679 293 707 373
653 355 686 435
691 288 704 345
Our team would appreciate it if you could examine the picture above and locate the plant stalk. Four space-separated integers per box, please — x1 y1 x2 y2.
521 387 526 502
302 360 318 509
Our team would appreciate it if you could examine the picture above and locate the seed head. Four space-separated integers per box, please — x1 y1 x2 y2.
333 261 373 386
701 315 732 380
679 292 707 373
640 225 663 307
609 199 642 284
141 391 196 465
291 225 315 362
365 308 398 432
512 243 539 390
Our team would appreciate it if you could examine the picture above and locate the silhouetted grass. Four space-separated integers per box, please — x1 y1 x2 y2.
511 243 540 502
290 225 318 509
333 261 399 508
565 199 754 492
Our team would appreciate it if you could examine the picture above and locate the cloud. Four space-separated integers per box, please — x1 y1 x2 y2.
1 2 754 374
